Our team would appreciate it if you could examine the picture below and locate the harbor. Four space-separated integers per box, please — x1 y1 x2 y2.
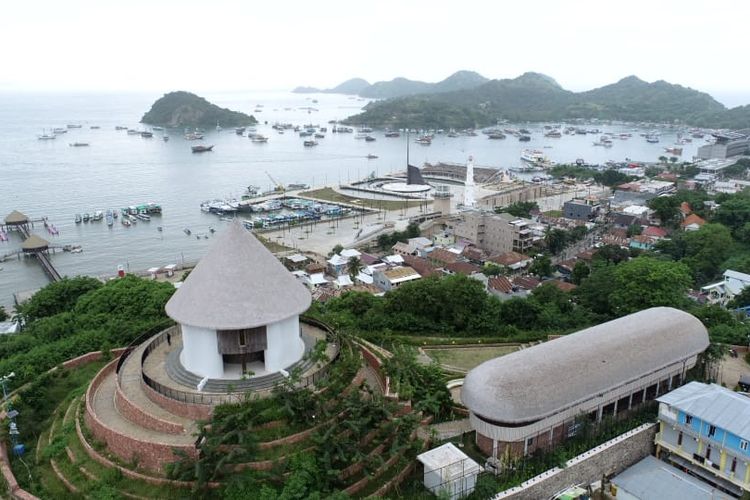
0 89 715 306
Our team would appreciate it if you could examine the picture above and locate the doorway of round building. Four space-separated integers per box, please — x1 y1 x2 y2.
222 351 265 377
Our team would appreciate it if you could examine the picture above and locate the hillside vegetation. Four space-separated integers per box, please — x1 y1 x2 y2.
343 73 750 129
141 91 257 128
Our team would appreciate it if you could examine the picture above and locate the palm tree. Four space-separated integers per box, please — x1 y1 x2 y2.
347 256 363 281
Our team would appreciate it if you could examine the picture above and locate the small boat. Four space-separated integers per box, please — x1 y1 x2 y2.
67 124 82 129
75 214 82 224
209 227 216 234
518 135 531 142
83 213 90 222
184 132 204 140
127 129 140 135
364 135 376 142
121 218 131 227
314 133 325 139
163 135 169 142
384 131 400 138
38 132 56 140
136 213 151 221
157 226 163 232
236 127 246 135
415 136 432 145
366 154 379 159
251 135 269 143
90 125 100 129
106 213 114 226
303 140 318 147
53 128 67 134
141 131 153 138
488 133 506 139
115 126 128 130
521 149 546 164
191 145 214 153
152 126 164 131
184 228 192 235
69 142 89 147
92 210 104 221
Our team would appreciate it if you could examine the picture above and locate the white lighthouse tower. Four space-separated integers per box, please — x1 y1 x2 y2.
464 156 476 208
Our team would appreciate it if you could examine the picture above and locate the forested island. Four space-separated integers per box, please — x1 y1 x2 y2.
141 91 257 128
339 72 750 129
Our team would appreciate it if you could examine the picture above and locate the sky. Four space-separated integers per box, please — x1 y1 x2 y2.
2 0 749 106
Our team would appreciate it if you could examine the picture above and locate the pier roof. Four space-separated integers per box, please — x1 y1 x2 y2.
165 219 311 330
4 210 29 225
21 234 49 251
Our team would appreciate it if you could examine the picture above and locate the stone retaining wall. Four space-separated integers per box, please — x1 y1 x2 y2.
493 423 657 499
84 360 198 472
141 379 213 421
114 384 184 434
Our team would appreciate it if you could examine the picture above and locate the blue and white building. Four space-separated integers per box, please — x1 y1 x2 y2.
656 382 750 496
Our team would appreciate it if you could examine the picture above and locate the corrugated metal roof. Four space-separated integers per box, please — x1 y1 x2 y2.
657 382 750 440
612 456 733 500
462 307 708 423
165 219 311 330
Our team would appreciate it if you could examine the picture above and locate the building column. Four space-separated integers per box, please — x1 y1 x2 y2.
720 450 727 471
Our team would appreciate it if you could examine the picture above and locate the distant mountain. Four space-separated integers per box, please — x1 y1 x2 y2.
343 73 749 129
141 91 256 128
292 78 371 95
328 78 371 95
293 71 488 99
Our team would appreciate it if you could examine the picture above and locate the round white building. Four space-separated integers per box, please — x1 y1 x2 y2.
165 220 312 379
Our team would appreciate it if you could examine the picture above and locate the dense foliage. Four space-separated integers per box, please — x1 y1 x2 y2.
141 91 257 127
376 222 420 249
0 275 174 388
494 201 538 218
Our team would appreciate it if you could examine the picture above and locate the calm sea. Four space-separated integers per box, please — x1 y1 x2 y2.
0 90 703 307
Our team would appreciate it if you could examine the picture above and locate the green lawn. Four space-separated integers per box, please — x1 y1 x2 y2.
424 346 518 371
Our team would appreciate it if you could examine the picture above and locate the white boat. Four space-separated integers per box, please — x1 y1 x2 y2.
251 135 269 143
520 149 546 164
38 130 56 140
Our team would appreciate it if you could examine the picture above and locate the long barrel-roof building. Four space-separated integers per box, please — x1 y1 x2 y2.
462 307 709 460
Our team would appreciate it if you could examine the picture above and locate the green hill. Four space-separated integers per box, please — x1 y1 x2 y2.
141 91 257 128
344 73 750 129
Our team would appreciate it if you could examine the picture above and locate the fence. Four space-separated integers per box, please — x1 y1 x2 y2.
140 317 341 405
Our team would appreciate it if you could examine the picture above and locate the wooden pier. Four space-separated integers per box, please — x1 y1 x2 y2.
2 210 62 282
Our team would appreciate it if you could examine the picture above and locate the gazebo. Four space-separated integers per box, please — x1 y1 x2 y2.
21 234 49 254
4 210 29 232
165 219 312 379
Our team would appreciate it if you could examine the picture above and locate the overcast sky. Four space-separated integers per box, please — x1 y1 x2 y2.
2 0 748 106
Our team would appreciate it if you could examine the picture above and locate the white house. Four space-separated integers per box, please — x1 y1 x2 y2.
416 443 480 500
701 270 750 305
165 220 311 379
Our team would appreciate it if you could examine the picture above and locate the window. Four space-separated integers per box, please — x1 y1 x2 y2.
741 440 749 451
685 415 693 425
709 425 716 438
238 330 246 347
526 437 534 447
677 431 683 446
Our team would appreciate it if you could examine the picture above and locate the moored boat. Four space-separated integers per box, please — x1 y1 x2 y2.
191 145 214 153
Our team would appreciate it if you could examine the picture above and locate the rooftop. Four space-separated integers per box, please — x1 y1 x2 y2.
462 307 709 424
21 234 49 251
657 382 750 440
165 220 311 330
4 210 29 225
612 456 733 500
416 443 480 480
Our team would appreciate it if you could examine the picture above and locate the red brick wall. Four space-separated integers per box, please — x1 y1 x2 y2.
113 385 184 434
61 348 127 370
140 379 213 421
85 360 198 472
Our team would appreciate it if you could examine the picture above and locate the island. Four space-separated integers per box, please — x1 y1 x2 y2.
141 91 257 128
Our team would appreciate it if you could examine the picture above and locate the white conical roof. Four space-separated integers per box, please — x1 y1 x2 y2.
165 220 311 330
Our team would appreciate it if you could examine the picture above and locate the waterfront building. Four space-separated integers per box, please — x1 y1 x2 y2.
655 382 750 496
697 131 750 160
461 307 709 461
165 219 311 378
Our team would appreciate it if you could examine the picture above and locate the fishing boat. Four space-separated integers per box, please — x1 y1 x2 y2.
67 124 82 129
518 135 531 142
38 131 56 140
191 145 214 153
83 213 90 222
251 135 269 143
152 126 163 131
415 136 432 145
163 135 169 142
121 218 131 227
127 129 140 135
75 214 82 224
366 154 379 159
314 133 325 139
488 133 506 140
136 213 151 221
115 126 128 130
236 127 246 135
106 212 114 226
69 142 89 147
92 210 104 221
303 140 318 147
364 136 376 142
184 132 204 140
141 131 153 138
645 133 660 143
664 146 683 155
53 128 67 134
184 228 192 235
384 131 400 138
